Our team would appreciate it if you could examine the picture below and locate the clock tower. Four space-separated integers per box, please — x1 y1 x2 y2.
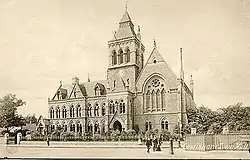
107 10 145 94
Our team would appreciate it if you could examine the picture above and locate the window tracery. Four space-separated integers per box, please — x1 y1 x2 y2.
144 76 166 112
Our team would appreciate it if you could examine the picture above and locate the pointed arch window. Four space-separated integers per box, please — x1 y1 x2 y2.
94 122 100 134
119 100 125 114
146 90 150 111
76 105 81 117
126 48 130 63
62 106 67 118
56 108 60 119
118 48 123 64
94 103 99 116
151 90 155 110
161 120 168 130
50 107 54 119
156 89 160 111
102 103 106 116
161 89 166 110
145 121 152 131
87 104 92 117
70 106 75 118
109 101 115 114
136 49 140 65
87 123 93 133
112 51 117 65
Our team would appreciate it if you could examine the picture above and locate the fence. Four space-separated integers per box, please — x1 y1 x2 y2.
22 134 140 142
185 134 250 151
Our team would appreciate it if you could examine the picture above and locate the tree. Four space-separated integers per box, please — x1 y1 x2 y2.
24 114 38 124
0 94 26 130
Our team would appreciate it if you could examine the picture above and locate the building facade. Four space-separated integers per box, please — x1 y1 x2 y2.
45 10 195 135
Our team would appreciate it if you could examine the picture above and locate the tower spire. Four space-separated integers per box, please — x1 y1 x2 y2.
180 48 184 80
125 1 128 12
154 39 157 48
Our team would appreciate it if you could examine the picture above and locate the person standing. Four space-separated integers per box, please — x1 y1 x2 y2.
153 135 158 152
145 137 152 153
156 134 163 151
47 135 50 146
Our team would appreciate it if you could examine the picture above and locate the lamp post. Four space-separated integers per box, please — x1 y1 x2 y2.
178 119 181 148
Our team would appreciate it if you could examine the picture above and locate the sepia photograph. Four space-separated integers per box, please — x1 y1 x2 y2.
0 0 250 159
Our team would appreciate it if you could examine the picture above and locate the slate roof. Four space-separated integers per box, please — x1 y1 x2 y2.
120 11 132 23
54 80 108 99
111 11 136 41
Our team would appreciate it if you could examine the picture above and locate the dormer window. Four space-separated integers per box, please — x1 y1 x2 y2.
95 86 101 96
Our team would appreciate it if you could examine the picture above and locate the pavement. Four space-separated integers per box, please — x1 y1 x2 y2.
5 140 184 148
0 137 250 159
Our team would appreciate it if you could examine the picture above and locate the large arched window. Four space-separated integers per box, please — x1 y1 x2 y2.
143 76 166 112
118 48 123 64
161 119 168 130
112 51 117 65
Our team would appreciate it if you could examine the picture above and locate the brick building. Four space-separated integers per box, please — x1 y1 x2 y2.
44 9 195 135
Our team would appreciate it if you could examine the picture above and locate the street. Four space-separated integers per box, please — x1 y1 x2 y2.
1 143 250 159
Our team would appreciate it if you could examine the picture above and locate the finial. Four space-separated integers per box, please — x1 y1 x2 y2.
138 25 140 32
125 1 128 12
88 73 90 82
154 39 157 48
60 81 62 86
191 74 193 79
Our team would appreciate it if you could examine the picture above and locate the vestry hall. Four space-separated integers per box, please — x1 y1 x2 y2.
38 9 196 135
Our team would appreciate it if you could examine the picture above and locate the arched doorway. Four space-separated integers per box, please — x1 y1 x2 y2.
113 120 122 132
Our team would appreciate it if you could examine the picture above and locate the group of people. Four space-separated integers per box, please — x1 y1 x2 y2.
144 134 163 153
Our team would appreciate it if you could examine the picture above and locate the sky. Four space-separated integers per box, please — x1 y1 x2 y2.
0 0 250 117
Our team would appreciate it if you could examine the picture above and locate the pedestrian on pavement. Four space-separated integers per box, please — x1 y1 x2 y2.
145 137 152 153
153 135 158 152
47 135 50 146
156 134 163 151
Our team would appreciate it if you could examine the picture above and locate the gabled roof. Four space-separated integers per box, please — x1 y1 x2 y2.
145 47 165 65
81 80 107 97
136 46 179 89
51 80 108 100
